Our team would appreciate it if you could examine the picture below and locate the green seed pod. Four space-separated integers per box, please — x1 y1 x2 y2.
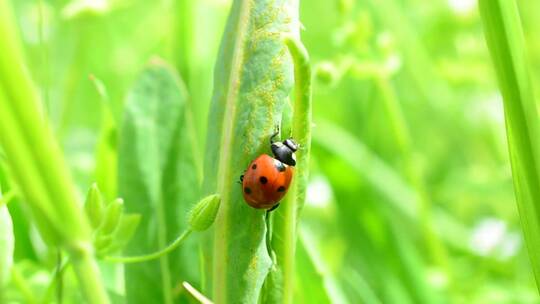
188 194 221 231
100 198 124 236
84 183 105 229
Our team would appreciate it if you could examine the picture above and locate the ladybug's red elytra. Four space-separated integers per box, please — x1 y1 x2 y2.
240 129 298 211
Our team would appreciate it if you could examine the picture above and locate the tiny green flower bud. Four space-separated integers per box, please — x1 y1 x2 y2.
94 235 113 254
100 198 124 235
188 194 221 231
111 214 141 249
84 183 105 229
315 61 339 85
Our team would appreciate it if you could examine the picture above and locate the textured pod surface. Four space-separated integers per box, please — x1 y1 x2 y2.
202 0 297 302
189 194 221 231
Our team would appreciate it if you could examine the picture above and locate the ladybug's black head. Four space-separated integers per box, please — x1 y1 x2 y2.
284 139 298 152
271 139 297 166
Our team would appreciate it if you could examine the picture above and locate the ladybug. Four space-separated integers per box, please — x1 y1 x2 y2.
240 129 298 211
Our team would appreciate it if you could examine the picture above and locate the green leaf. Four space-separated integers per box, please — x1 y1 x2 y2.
118 59 200 304
110 214 142 250
89 75 118 202
0 204 14 289
479 0 540 292
99 198 124 236
84 183 105 229
202 0 297 302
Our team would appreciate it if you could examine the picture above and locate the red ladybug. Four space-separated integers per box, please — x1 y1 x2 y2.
240 130 298 211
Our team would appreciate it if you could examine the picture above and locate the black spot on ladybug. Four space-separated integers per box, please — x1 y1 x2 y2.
277 186 286 192
259 176 268 184
274 161 286 172
244 187 252 194
252 164 257 170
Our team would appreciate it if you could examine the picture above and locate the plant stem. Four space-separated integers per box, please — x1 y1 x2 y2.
42 258 70 304
271 35 312 303
70 244 110 304
182 281 213 304
0 2 109 302
104 230 192 264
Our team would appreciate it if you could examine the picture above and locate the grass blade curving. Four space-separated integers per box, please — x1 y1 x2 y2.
479 0 540 291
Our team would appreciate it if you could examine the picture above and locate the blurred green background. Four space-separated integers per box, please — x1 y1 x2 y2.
2 0 540 302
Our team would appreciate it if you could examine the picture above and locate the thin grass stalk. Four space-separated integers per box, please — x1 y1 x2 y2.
374 75 455 295
0 2 109 303
479 0 540 292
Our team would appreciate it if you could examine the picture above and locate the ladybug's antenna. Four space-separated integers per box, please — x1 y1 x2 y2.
270 125 280 144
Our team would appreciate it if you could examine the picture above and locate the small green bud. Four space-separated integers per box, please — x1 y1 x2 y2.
315 61 339 85
94 235 113 254
100 198 124 235
188 194 221 231
108 214 141 251
84 183 105 229
96 214 141 257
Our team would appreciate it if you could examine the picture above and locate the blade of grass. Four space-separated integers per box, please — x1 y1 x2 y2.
297 227 349 304
479 0 540 291
374 74 455 297
313 120 469 252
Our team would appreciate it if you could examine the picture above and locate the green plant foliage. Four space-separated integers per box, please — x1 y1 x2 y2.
479 0 540 291
0 1 109 302
267 35 313 303
201 0 298 302
118 59 200 303
0 203 14 289
90 75 118 202
84 183 105 229
83 184 141 257
3 0 540 302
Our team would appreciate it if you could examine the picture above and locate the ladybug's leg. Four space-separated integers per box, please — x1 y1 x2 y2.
270 126 280 144
237 174 244 184
268 203 280 212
